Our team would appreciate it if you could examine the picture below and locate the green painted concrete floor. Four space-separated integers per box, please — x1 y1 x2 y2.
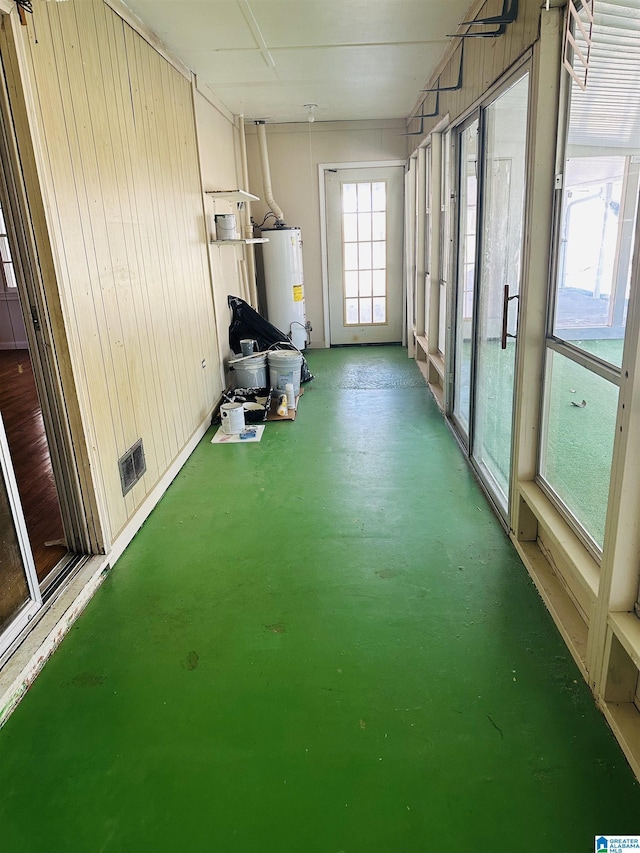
1 346 639 851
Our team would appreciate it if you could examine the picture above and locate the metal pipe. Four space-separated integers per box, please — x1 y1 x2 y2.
238 115 258 307
255 121 285 224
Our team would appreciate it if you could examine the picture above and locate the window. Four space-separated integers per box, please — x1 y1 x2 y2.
539 0 640 552
0 204 17 293
342 181 387 326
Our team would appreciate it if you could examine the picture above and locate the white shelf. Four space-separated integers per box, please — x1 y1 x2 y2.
609 612 640 671
205 189 259 202
210 238 269 245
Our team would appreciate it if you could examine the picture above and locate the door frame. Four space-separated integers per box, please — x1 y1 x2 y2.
446 56 533 521
449 109 484 452
0 412 42 656
319 160 406 349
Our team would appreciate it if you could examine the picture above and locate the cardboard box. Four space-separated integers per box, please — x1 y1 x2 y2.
267 388 303 421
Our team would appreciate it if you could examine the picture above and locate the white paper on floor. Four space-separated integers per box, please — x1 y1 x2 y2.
211 424 265 444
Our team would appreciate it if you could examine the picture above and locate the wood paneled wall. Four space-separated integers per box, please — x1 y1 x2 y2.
406 0 542 149
16 0 222 542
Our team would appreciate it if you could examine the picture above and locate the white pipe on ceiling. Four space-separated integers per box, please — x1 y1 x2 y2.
256 121 285 224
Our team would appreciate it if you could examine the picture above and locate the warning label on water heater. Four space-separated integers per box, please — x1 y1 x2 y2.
293 285 304 302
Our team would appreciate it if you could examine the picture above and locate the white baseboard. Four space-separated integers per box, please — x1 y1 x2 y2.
0 554 110 728
0 341 27 350
107 412 213 566
0 411 214 728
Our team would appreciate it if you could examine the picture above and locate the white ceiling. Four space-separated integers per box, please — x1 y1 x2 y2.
121 0 473 123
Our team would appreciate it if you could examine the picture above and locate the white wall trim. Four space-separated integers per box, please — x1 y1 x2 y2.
106 410 214 567
194 79 236 127
318 160 407 349
319 160 406 172
103 0 193 81
0 0 14 15
0 554 110 728
0 408 215 728
0 340 27 350
318 164 331 349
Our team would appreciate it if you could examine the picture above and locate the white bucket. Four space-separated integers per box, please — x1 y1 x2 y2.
229 352 267 388
268 350 303 396
220 402 245 434
215 214 238 241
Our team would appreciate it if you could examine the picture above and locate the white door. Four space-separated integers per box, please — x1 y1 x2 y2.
325 166 404 345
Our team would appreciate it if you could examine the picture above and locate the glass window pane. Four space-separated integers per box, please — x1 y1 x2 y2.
345 298 358 324
0 205 6 234
0 236 11 264
372 212 386 241
344 243 358 271
357 183 372 212
539 349 618 550
343 213 358 243
372 270 386 297
472 73 529 510
550 2 640 369
371 182 386 212
344 270 358 298
358 212 372 242
372 241 386 269
342 184 357 213
359 298 372 324
359 270 372 297
373 297 386 323
358 242 372 270
3 264 17 289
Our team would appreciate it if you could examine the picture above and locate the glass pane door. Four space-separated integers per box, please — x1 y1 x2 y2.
326 166 404 345
0 412 40 653
472 74 530 511
342 180 388 327
452 118 479 441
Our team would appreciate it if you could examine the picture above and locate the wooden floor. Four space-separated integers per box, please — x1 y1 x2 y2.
0 350 67 582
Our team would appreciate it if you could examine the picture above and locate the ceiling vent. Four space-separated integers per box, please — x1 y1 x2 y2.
118 439 146 496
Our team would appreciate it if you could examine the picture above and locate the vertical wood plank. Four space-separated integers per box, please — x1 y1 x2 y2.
16 0 221 541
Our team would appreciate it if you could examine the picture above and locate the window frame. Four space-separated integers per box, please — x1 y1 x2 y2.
535 0 639 560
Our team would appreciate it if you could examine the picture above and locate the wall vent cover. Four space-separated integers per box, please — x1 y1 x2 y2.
118 438 146 496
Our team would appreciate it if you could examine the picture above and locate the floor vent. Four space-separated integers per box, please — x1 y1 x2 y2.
118 439 146 496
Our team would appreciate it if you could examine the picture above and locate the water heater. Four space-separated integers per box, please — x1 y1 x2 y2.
261 227 307 350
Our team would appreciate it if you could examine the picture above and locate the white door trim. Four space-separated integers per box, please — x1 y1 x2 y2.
0 413 42 658
319 160 406 349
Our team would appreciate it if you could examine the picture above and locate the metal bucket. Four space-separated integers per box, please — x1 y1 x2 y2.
215 214 238 241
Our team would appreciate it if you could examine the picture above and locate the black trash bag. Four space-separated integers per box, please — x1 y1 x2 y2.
227 295 313 383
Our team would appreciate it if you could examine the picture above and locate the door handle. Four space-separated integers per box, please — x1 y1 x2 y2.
501 285 519 349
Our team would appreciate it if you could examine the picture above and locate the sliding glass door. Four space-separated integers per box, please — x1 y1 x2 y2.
473 75 530 508
451 70 530 516
0 411 41 656
452 117 479 442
